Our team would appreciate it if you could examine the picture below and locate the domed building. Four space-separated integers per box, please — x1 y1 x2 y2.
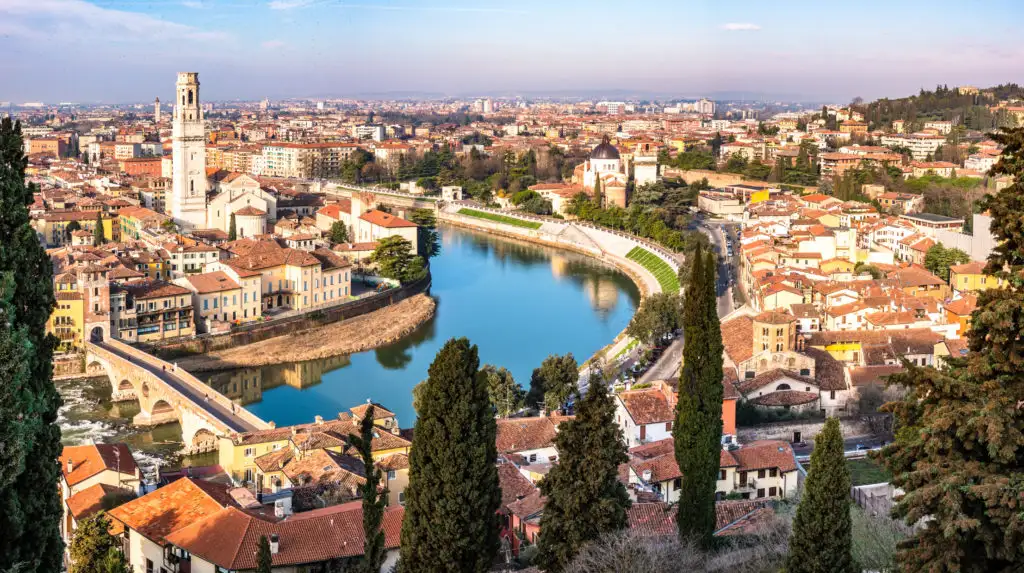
576 135 629 208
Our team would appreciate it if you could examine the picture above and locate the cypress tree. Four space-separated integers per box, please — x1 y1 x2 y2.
787 417 855 573
0 116 63 572
228 212 237 241
93 211 105 246
399 338 501 572
877 127 1024 570
535 380 630 573
674 245 724 546
349 405 386 573
256 535 272 573
592 175 603 208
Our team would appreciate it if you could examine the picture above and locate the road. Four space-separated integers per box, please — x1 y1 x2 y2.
96 341 260 433
636 217 740 384
792 435 889 458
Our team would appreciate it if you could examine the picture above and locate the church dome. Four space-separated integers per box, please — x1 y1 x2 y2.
590 136 620 160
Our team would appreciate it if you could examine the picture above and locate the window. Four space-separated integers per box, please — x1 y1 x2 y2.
757 488 765 498
719 470 727 480
758 469 766 479
770 468 777 477
387 470 396 480
639 425 646 441
799 368 810 376
673 478 681 489
769 486 777 497
529 453 537 463
244 468 254 483
830 390 836 400
213 298 218 309
244 447 254 457
146 559 154 573
398 491 406 505
203 299 208 310
665 421 672 431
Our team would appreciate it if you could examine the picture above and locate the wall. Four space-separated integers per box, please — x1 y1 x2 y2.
736 417 873 444
147 276 430 359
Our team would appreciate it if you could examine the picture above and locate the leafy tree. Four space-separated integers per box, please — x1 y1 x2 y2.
536 381 630 572
69 512 128 573
408 208 441 259
526 353 579 413
787 417 856 573
161 219 178 234
876 127 1024 571
0 116 63 573
328 220 349 244
64 219 82 242
256 535 273 573
370 236 427 284
480 364 524 418
228 212 237 241
673 246 723 546
625 292 682 346
348 406 387 573
400 338 501 572
922 243 970 282
93 211 106 246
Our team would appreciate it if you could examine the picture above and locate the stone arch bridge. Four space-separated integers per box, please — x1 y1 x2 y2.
86 339 270 453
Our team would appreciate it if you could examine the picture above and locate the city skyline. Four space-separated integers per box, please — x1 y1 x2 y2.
3 0 1023 103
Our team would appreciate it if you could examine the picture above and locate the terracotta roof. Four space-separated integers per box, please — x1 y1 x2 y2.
350 402 395 421
949 261 985 275
60 443 137 487
122 280 190 300
738 369 816 395
507 489 546 520
945 294 978 315
66 483 126 520
359 209 416 229
628 500 772 537
108 477 237 545
849 365 904 388
495 417 558 454
721 316 754 363
748 390 820 407
731 441 797 473
806 347 846 391
753 310 797 325
375 453 409 472
186 271 240 294
497 463 538 508
234 206 267 217
164 503 403 569
618 388 673 425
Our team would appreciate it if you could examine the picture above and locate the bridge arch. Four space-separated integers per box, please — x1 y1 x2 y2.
141 382 150 398
89 325 108 343
190 428 217 449
151 400 174 415
118 379 134 391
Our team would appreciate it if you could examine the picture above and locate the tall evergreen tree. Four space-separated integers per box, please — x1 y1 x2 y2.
399 338 501 572
877 127 1024 571
592 175 603 208
228 212 237 241
256 535 273 573
536 381 630 573
0 116 63 572
786 417 856 573
93 211 105 246
349 405 387 573
673 245 724 546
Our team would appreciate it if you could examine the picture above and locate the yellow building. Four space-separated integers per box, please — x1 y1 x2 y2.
949 261 1005 295
116 205 168 241
217 403 410 486
34 211 115 248
820 258 856 275
48 291 85 351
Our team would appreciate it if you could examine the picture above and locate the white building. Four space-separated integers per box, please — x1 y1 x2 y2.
169 72 209 229
614 384 675 448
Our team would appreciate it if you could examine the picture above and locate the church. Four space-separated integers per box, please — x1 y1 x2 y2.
574 135 629 208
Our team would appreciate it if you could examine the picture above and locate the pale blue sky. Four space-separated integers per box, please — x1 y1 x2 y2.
1 0 1022 103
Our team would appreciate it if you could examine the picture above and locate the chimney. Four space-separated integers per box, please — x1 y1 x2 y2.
268 421 276 429
269 534 279 554
641 469 652 482
314 415 323 425
67 459 73 474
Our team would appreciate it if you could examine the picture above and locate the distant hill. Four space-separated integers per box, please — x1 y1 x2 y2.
855 83 1024 131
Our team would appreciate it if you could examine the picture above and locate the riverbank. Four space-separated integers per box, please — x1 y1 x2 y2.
176 294 437 372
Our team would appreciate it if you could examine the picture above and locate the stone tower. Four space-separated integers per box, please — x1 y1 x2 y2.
154 96 161 123
170 72 208 229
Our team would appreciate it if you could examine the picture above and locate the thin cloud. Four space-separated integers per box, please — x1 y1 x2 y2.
268 0 319 9
261 39 286 49
1 0 228 42
721 23 761 31
268 1 526 14
181 0 203 7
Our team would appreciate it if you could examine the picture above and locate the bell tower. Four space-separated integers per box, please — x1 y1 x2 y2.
170 72 208 229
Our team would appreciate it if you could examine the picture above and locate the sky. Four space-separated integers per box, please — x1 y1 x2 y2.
1 0 1022 104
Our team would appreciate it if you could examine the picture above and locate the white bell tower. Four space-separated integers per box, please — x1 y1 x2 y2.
170 72 208 230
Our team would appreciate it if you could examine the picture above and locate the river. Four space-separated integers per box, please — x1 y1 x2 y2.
58 224 640 470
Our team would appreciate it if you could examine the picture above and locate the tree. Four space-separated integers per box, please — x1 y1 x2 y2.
93 211 106 246
161 219 178 234
328 220 349 244
399 338 501 572
787 417 856 573
625 292 683 346
0 116 63 572
536 381 630 573
64 219 81 242
370 236 427 283
228 212 237 241
922 243 970 282
876 128 1024 571
526 353 578 413
349 406 387 573
256 535 273 573
673 246 723 546
408 208 441 259
480 364 524 418
592 176 603 208
68 512 129 573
